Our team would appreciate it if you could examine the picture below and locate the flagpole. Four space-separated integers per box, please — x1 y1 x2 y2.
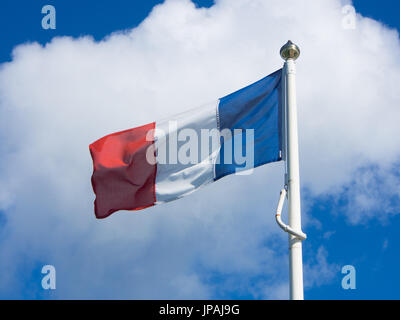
280 41 304 300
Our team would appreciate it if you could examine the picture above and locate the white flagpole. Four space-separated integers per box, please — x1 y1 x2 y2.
280 41 304 300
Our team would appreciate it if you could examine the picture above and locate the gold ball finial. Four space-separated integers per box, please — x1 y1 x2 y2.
280 40 300 61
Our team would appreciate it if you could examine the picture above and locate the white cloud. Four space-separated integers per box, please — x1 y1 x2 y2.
341 164 400 224
0 0 399 298
304 246 339 288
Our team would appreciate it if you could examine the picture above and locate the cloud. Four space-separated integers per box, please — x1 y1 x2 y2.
342 164 400 224
304 246 340 288
0 0 399 298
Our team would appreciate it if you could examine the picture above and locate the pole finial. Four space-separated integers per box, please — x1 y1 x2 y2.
280 40 300 61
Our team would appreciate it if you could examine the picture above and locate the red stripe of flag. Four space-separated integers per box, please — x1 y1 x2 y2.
89 122 156 219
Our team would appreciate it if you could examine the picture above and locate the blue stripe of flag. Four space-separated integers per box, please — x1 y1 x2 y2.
215 68 283 180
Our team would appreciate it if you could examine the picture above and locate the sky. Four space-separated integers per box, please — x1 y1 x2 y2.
0 0 399 300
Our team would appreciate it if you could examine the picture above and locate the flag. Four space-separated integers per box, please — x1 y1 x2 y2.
89 69 282 218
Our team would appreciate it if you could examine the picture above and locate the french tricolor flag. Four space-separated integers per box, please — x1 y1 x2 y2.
90 69 283 218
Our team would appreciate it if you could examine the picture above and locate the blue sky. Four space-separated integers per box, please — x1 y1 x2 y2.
310 1 400 299
0 0 400 300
